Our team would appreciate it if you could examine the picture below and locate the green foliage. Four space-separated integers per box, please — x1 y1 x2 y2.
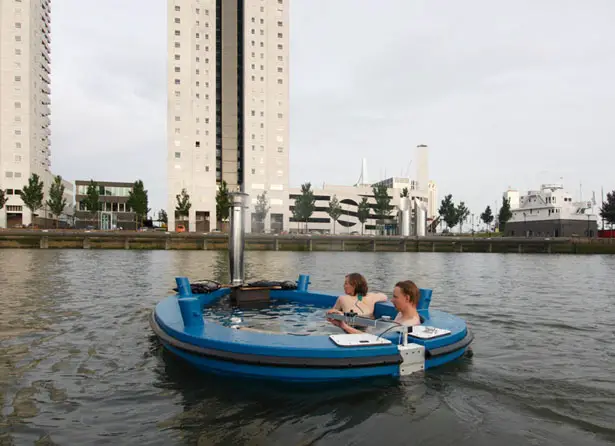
498 197 513 231
455 201 470 233
600 191 615 226
47 175 67 226
254 191 271 226
438 194 457 230
372 184 393 218
293 182 316 232
327 195 343 234
216 181 231 222
175 188 191 219
357 197 371 235
21 173 45 214
400 187 409 198
0 189 8 210
127 180 149 228
158 209 168 224
82 180 100 214
480 205 494 230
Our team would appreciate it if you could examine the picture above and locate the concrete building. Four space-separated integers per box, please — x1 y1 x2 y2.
503 184 598 237
427 180 438 220
0 0 52 228
503 187 520 210
287 179 430 235
167 0 289 233
74 180 138 230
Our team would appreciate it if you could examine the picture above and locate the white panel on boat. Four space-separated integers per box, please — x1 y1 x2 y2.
329 333 392 347
409 326 451 339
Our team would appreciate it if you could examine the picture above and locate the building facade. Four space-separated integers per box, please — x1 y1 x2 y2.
167 0 289 233
0 0 52 227
503 184 598 237
74 181 137 230
287 178 430 235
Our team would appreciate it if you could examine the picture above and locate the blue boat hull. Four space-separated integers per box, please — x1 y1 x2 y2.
151 278 474 382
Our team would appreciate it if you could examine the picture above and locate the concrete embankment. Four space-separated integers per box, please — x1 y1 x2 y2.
0 230 614 254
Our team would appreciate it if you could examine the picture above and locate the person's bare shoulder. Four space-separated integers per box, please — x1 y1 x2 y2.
368 292 388 303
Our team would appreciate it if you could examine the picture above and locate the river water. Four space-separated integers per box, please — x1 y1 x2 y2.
0 249 614 445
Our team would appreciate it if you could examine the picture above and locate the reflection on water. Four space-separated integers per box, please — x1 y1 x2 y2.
0 249 614 445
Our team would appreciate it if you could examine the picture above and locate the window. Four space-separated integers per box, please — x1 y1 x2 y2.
174 54 180 60
175 116 180 121
277 147 283 153
277 113 283 118
14 102 21 108
15 49 21 55
16 142 21 149
196 33 199 38
277 33 283 38
175 30 180 36
14 75 21 82
251 110 255 116
14 155 22 162
251 168 256 174
15 36 21 42
277 79 283 84
174 67 180 72
14 172 21 178
174 18 180 23
205 165 210 172
15 22 21 28
277 67 283 72
175 152 181 159
175 128 180 134
195 141 200 148
174 79 180 84
278 55 283 61
14 129 21 135
277 21 283 27
175 5 180 11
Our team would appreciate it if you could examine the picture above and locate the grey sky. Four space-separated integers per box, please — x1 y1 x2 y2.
51 0 615 216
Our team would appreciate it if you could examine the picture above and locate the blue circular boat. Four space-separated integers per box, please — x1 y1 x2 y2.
150 274 474 383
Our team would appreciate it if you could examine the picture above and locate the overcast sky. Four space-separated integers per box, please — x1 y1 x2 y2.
51 0 615 215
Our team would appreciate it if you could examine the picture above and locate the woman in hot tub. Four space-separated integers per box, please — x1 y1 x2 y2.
326 273 387 319
329 280 421 334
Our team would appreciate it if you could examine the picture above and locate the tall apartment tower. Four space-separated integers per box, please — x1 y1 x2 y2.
0 0 52 228
167 0 290 233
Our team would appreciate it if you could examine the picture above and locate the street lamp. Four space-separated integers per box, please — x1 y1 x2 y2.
471 213 475 236
587 213 591 238
523 212 527 237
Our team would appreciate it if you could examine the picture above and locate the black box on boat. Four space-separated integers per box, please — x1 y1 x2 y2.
230 286 273 308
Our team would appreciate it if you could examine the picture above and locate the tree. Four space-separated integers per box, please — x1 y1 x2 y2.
46 175 67 228
600 190 615 227
294 182 316 233
175 188 191 220
400 187 409 198
372 184 393 234
498 197 513 232
158 209 168 225
253 191 270 233
21 173 45 218
127 180 149 229
216 181 232 222
0 189 8 210
357 197 371 235
480 205 494 232
455 201 470 233
327 194 343 234
438 194 457 231
81 180 100 227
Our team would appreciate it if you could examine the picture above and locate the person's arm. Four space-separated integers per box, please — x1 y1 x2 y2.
327 296 344 314
338 321 364 334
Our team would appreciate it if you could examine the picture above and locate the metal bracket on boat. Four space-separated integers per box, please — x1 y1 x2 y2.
397 343 425 375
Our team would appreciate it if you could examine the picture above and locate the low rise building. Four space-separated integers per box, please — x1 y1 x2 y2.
74 180 137 230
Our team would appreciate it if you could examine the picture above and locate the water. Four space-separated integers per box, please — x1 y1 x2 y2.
1 249 614 445
202 297 334 334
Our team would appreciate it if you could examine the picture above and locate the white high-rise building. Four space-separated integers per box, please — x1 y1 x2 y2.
0 0 52 228
167 0 290 233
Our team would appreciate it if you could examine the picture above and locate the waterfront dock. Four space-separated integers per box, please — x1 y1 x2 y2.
0 229 614 253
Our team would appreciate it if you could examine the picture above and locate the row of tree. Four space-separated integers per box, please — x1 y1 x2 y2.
0 173 67 227
438 193 514 233
0 173 151 228
292 182 395 234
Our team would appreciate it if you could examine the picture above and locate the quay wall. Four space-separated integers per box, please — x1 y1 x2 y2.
0 230 614 254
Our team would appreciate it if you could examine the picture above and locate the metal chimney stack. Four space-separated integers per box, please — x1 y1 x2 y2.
228 192 248 286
